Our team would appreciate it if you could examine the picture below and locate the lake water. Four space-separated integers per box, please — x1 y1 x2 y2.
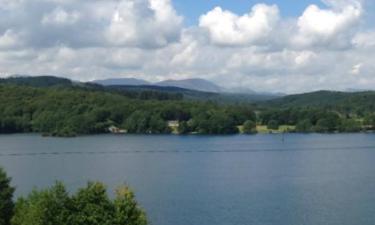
1 133 375 225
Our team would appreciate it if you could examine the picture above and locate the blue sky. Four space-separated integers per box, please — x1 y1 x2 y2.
173 0 325 25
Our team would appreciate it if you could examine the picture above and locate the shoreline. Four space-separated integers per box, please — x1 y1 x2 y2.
0 131 374 138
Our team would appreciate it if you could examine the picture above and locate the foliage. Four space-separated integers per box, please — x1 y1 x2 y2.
295 119 313 132
1 78 374 135
243 120 257 134
0 167 15 225
0 85 256 136
267 120 279 130
263 90 375 114
338 119 362 132
314 113 340 132
364 114 375 129
12 182 147 225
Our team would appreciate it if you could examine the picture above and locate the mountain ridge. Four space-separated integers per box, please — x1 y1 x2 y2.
93 77 223 93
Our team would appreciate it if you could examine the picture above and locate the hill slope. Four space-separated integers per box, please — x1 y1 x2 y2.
263 90 375 112
0 76 73 87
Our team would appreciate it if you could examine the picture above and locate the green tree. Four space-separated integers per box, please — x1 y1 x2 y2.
339 119 362 132
148 115 170 134
314 113 340 132
11 182 148 225
364 114 375 129
12 182 71 225
243 120 257 134
177 121 191 134
295 119 313 132
123 111 150 134
0 167 14 225
267 120 279 130
70 182 114 225
113 187 147 225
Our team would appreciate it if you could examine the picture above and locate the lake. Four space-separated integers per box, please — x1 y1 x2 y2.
1 133 375 225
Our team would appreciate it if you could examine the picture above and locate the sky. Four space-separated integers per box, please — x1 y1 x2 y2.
0 0 375 93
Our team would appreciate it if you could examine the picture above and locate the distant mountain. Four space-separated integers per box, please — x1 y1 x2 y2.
94 77 224 93
93 78 150 86
155 78 223 93
107 85 279 103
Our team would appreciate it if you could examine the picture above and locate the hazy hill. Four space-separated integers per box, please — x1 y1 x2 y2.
93 78 150 86
155 78 223 93
93 77 223 93
106 85 278 103
0 76 273 103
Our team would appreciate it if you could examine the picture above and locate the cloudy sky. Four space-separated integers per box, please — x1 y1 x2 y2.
0 0 374 93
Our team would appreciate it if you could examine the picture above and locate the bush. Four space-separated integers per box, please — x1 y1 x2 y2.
0 167 15 225
12 182 147 225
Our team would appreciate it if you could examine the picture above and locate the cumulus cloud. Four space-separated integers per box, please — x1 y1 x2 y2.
293 0 362 48
199 4 279 46
106 0 183 47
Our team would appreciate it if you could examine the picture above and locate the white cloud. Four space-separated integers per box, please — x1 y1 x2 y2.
41 7 80 25
106 0 183 47
199 4 279 46
352 31 375 48
0 30 22 49
294 1 362 48
351 63 362 75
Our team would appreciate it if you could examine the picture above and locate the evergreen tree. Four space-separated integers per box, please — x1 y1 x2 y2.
0 167 15 225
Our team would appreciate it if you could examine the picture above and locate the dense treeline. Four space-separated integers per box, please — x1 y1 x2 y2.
0 167 147 225
258 108 375 132
0 85 255 136
1 77 375 136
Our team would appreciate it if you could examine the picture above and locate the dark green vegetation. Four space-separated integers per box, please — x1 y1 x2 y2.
242 120 256 134
258 91 375 133
0 81 256 136
0 167 147 225
262 90 375 114
0 76 374 136
0 168 14 225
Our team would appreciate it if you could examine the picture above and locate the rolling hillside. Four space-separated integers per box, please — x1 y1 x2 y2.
263 90 375 113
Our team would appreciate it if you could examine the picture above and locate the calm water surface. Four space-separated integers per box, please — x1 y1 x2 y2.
1 134 375 225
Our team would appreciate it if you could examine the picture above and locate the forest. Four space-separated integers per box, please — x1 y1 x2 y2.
0 77 374 136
